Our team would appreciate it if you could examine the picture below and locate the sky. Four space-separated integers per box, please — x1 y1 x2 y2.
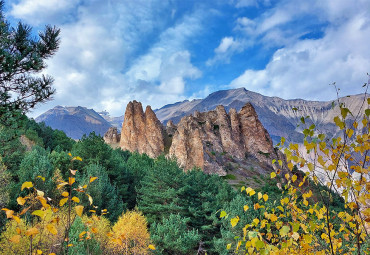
4 0 370 118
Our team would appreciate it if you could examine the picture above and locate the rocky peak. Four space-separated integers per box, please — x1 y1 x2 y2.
104 127 120 144
109 100 285 176
119 101 164 158
169 103 283 175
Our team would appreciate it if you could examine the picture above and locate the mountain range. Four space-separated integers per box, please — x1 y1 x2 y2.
35 88 369 142
35 106 111 139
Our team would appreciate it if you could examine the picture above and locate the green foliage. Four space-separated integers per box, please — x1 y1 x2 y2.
79 164 124 222
150 214 200 255
69 216 102 255
0 0 60 115
0 124 26 174
137 156 184 224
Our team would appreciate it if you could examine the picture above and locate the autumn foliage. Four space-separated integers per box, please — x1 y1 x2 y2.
221 88 370 254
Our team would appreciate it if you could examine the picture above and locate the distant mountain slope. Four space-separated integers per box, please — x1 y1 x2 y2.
36 106 112 139
154 88 368 143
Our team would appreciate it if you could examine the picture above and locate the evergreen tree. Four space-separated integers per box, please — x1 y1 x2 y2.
150 214 201 255
0 0 60 117
181 169 235 253
79 164 124 222
137 156 185 224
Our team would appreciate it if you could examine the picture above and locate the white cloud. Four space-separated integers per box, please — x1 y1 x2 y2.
10 0 80 25
215 37 235 53
22 1 206 118
230 12 370 100
207 36 249 65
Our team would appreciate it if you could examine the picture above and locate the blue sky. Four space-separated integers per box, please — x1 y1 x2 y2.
4 0 370 117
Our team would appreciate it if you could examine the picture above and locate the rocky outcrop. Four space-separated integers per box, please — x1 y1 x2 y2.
169 103 282 175
114 100 283 175
104 127 120 144
119 101 164 158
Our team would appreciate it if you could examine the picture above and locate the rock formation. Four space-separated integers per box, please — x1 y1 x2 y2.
169 103 282 175
107 100 285 176
119 101 164 158
104 127 120 144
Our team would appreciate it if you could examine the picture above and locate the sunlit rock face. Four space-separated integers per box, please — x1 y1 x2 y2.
119 100 164 158
169 103 283 175
111 100 283 175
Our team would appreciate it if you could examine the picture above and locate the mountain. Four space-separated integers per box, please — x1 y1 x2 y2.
154 88 369 143
35 106 112 139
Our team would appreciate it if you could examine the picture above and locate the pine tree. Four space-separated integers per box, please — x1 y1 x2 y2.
79 164 124 222
137 156 185 224
0 0 60 117
150 214 200 255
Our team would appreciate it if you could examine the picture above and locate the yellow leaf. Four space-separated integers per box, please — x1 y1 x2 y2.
59 198 68 207
32 210 45 218
292 175 297 183
148 244 156 250
49 253 56 255
69 177 75 185
304 234 312 243
36 176 45 182
244 205 249 211
220 211 227 218
87 194 93 205
347 129 354 138
72 156 82 161
288 162 294 170
258 192 262 200
62 191 69 197
37 250 42 254
57 182 68 189
91 227 98 233
72 197 80 203
253 218 260 226
270 214 278 222
17 197 26 205
226 243 232 250
68 152 72 157
25 227 39 237
279 225 290 237
285 173 290 180
307 163 314 171
21 181 33 191
68 244 73 247
230 216 239 227
12 215 21 223
75 205 84 217
79 231 86 239
36 190 44 197
46 224 57 235
263 194 268 202
10 235 21 243
292 232 299 241
89 177 98 183
16 227 21 234
271 172 276 178
2 208 14 219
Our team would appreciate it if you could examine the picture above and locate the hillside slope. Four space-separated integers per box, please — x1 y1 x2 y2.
36 106 112 139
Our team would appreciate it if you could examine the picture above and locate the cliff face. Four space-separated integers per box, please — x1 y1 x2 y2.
169 103 281 175
109 100 283 175
119 101 164 158
103 127 120 144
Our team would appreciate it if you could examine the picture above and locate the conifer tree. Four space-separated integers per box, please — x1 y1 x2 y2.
0 0 60 118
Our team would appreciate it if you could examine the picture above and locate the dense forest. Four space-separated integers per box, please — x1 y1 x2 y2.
0 113 351 254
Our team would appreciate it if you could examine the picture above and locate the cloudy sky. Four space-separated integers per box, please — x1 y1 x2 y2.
4 0 370 117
